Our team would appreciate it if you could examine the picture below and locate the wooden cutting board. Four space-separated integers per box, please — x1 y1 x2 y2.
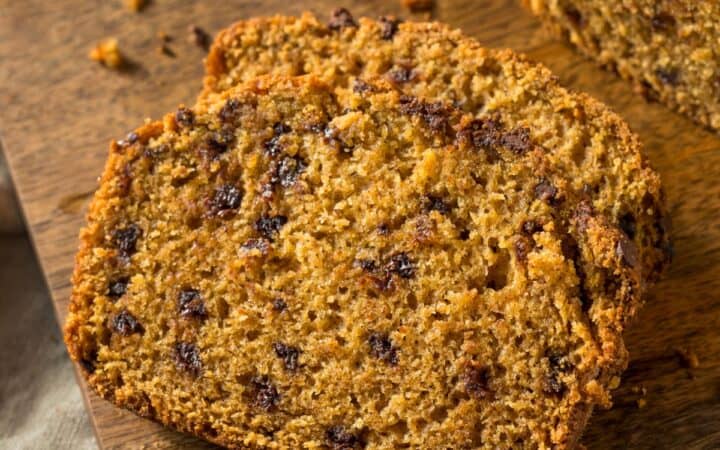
1 0 719 448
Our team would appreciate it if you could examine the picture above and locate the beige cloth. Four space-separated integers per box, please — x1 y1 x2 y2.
0 206 96 446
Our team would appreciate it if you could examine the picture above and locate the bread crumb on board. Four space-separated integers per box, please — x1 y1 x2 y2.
401 0 434 12
126 0 146 12
675 347 700 369
188 25 211 50
631 384 648 409
89 38 123 69
157 31 171 42
156 31 175 57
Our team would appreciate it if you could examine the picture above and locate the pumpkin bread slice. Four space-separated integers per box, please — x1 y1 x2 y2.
66 76 642 448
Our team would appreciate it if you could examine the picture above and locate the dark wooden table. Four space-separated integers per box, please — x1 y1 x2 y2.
1 1 718 448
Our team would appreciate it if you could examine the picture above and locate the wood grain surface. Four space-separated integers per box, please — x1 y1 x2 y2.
1 1 718 448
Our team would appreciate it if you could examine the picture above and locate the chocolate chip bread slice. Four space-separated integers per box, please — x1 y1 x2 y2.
203 11 670 284
521 0 720 132
65 75 642 448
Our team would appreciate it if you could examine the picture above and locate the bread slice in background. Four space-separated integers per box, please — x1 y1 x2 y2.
521 0 720 132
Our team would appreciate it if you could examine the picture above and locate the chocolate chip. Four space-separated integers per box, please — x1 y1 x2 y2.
414 215 436 243
328 8 357 31
306 122 327 134
113 310 143 336
573 202 594 233
264 123 292 157
254 215 288 241
117 163 133 196
368 332 398 365
369 273 394 292
379 16 401 40
616 234 640 268
563 6 584 27
459 229 471 240
272 298 287 311
352 79 374 94
323 125 353 153
656 68 679 86
521 220 542 235
619 213 637 240
219 98 242 123
241 238 270 255
377 223 390 235
188 25 210 50
651 12 676 32
463 365 492 399
464 118 501 147
260 182 275 201
117 131 139 148
399 95 450 135
423 195 450 215
209 184 242 217
354 258 378 272
514 236 532 261
175 107 194 127
387 67 416 84
386 252 415 279
249 375 280 411
108 277 129 299
113 224 142 256
178 288 207 319
544 353 568 396
197 134 231 162
534 179 558 205
273 342 300 371
143 143 168 162
456 118 502 161
326 425 364 449
270 155 307 188
501 128 532 153
174 342 202 377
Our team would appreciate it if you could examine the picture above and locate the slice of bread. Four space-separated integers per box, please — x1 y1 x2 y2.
203 11 670 285
65 75 643 448
522 0 720 132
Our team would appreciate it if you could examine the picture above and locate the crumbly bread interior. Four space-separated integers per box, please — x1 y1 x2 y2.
65 76 640 449
522 0 720 131
204 12 670 284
